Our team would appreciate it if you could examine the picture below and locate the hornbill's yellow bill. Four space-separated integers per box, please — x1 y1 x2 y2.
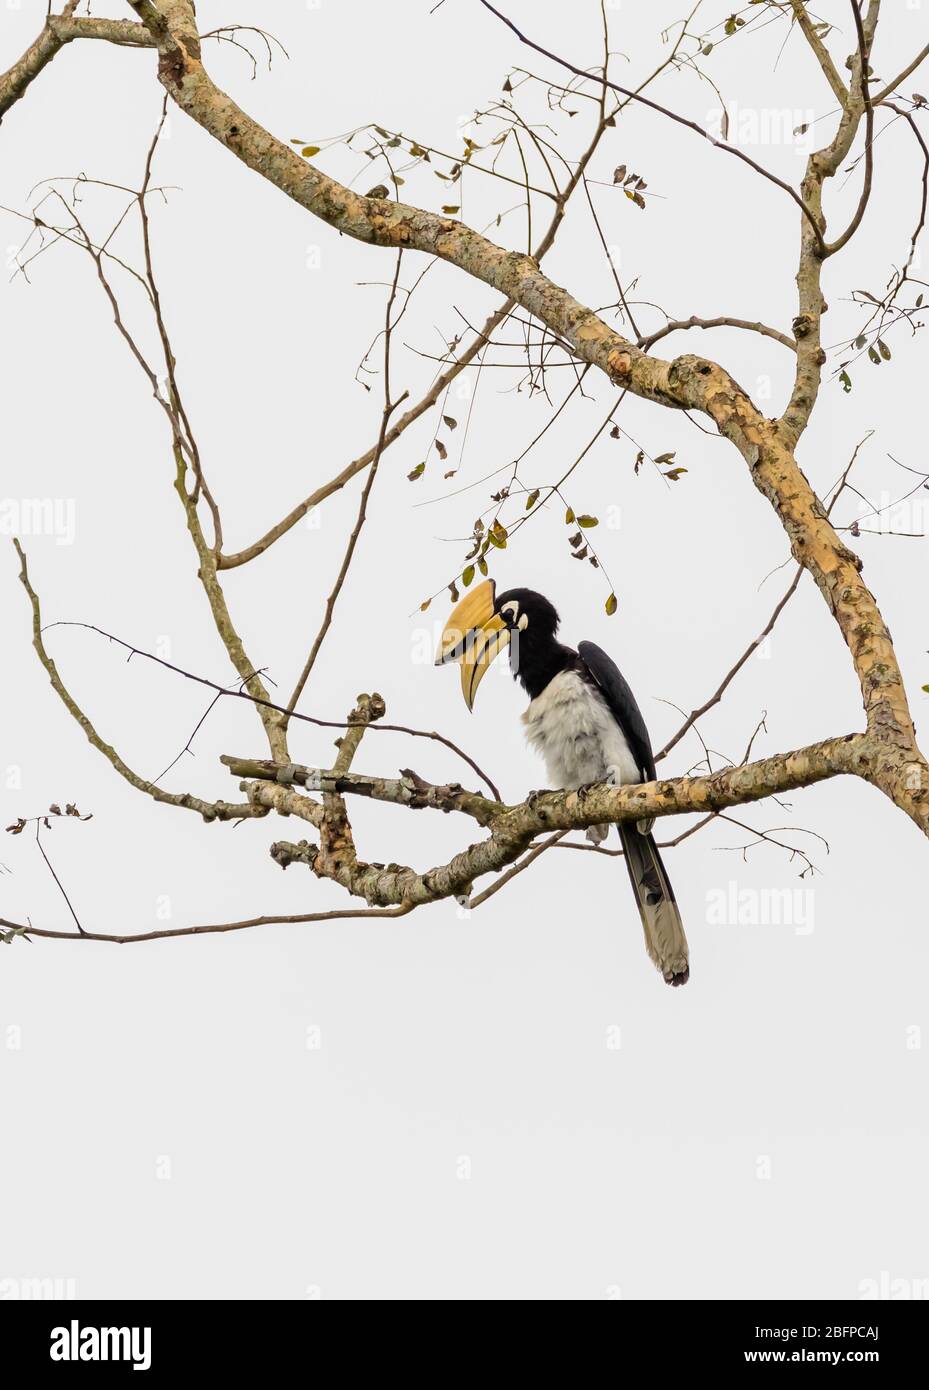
434 578 510 711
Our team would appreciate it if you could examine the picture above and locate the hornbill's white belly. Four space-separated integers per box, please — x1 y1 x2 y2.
521 669 641 791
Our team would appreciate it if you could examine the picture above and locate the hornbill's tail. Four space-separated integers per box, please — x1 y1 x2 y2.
618 824 690 986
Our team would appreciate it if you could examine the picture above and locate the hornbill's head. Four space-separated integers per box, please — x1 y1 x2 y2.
435 579 560 709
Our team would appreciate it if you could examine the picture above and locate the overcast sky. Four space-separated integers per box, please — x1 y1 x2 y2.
1 0 927 1300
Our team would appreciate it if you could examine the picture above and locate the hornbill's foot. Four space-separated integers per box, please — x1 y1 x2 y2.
526 787 553 806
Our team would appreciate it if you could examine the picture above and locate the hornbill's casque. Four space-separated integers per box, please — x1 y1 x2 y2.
436 580 689 986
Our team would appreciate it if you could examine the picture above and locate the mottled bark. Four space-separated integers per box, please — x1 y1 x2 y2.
110 0 928 839
0 8 151 118
1 0 926 945
254 734 868 909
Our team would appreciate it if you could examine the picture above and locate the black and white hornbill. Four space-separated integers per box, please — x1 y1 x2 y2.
435 580 689 986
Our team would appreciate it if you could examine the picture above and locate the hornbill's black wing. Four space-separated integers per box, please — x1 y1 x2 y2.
576 640 656 782
577 640 688 985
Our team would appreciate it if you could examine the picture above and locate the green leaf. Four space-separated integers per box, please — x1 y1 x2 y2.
654 451 676 465
605 593 618 616
839 369 852 393
407 462 425 481
525 489 540 510
577 514 599 528
462 564 475 587
301 145 321 158
442 205 460 214
877 339 891 361
664 467 688 481
478 557 488 577
564 506 575 524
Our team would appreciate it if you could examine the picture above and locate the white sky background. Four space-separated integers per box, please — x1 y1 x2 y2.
1 0 927 1300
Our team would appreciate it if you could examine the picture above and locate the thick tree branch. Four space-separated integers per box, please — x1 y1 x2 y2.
0 7 151 120
222 757 501 829
44 0 921 839
4 0 928 953
260 735 868 909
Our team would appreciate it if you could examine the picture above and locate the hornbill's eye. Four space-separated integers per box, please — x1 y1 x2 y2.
434 578 510 711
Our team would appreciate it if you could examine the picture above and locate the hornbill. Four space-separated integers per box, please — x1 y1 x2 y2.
435 580 689 986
